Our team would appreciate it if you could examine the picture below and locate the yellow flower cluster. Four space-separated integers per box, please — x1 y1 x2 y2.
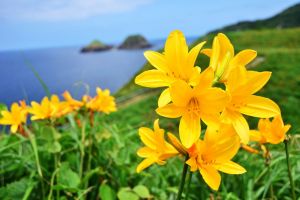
0 100 27 133
0 87 116 134
242 115 291 157
135 30 290 190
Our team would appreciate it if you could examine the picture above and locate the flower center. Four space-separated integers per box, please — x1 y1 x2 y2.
166 71 188 82
187 97 201 117
196 155 216 168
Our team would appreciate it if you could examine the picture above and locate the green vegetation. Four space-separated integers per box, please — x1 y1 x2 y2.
119 34 151 49
87 40 107 48
213 3 300 32
81 40 112 52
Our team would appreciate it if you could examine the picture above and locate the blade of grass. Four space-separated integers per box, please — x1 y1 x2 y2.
22 54 51 97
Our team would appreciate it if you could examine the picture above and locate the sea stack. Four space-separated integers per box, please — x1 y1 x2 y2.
81 40 113 53
118 34 152 49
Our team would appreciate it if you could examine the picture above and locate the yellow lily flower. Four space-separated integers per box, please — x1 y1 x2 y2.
156 67 228 148
249 115 291 145
62 91 84 111
222 66 280 144
28 95 70 120
202 33 257 83
186 124 246 190
136 119 178 173
0 101 28 133
135 30 206 107
86 87 117 114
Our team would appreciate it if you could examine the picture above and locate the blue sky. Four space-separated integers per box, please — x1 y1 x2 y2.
0 0 299 51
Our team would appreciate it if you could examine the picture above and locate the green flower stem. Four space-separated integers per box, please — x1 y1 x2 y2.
284 139 296 200
24 126 45 199
84 111 96 190
48 168 59 200
185 170 193 200
79 120 86 179
264 145 274 200
84 133 93 190
268 165 274 199
176 155 189 200
54 153 60 200
26 127 43 178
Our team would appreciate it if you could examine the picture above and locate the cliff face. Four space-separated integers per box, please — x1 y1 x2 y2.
118 35 151 49
81 40 112 53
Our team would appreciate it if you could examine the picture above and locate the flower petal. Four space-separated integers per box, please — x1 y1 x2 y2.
186 157 198 172
144 51 168 72
156 103 184 118
187 41 206 69
179 113 201 148
158 88 171 107
217 33 234 59
249 130 264 142
164 30 188 75
197 88 228 113
226 66 247 92
231 49 257 67
237 71 271 95
170 80 192 106
136 158 155 173
167 133 187 155
199 167 221 191
135 70 173 88
137 147 155 158
201 113 221 128
201 49 212 57
215 161 246 174
209 37 220 71
189 66 202 86
11 124 18 133
240 95 281 118
204 124 240 161
222 109 249 144
139 127 157 149
194 67 215 91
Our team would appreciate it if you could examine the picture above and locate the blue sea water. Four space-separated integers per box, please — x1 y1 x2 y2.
0 38 196 106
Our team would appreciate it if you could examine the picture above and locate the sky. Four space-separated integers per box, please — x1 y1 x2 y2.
0 0 299 51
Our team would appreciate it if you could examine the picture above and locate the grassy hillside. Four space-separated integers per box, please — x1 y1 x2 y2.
212 3 300 32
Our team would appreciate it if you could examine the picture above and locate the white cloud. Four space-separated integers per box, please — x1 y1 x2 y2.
0 0 153 21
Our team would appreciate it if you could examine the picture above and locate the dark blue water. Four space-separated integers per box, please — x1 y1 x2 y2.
0 37 196 106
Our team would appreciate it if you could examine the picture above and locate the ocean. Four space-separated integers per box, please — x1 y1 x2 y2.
0 37 196 106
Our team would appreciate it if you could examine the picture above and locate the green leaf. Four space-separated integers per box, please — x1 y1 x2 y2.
57 162 80 189
0 103 7 114
39 126 62 153
47 141 62 153
117 188 139 200
81 167 105 187
0 177 36 200
99 183 116 200
133 185 151 198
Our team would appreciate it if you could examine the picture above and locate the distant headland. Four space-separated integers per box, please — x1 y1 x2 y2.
80 40 113 53
81 34 152 53
118 34 152 49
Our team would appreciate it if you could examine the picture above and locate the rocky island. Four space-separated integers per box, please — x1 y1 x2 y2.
118 34 151 49
81 40 113 53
